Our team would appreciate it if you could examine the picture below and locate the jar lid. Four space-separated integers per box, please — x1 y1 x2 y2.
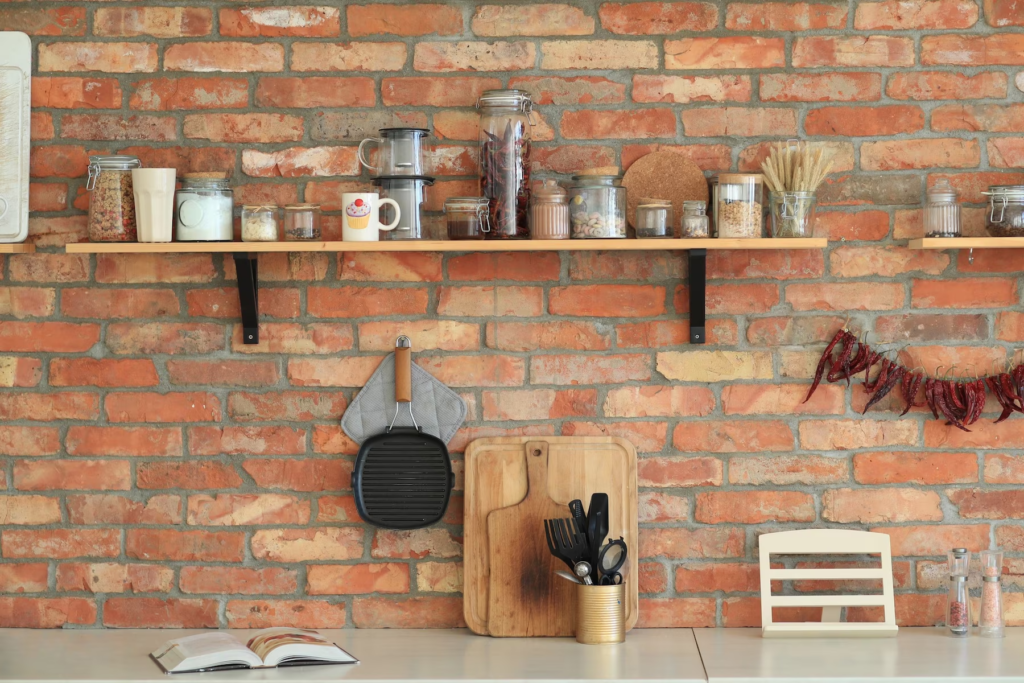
88 155 142 170
927 178 958 202
984 185 1024 199
638 197 672 207
533 179 567 199
683 200 707 209
717 173 764 184
571 173 623 185
444 196 489 208
478 89 532 111
283 204 320 211
243 204 278 212
184 171 230 180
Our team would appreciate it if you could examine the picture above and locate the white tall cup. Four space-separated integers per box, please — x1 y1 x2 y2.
132 168 176 243
342 192 401 242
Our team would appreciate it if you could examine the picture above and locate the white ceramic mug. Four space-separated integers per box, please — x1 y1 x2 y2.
131 168 176 243
342 192 401 242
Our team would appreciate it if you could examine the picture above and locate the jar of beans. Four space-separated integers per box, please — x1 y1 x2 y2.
569 174 626 239
86 155 142 242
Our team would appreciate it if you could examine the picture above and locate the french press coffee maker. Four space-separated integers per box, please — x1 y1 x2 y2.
358 128 432 177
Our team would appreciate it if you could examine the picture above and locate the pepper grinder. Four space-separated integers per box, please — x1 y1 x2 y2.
979 549 1005 638
946 548 971 637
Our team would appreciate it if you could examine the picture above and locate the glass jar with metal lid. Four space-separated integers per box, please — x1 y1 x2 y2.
680 200 710 238
86 155 141 242
445 197 490 240
924 178 961 238
984 185 1024 237
715 173 764 238
176 172 234 242
569 174 627 239
478 89 532 239
530 179 570 240
282 204 321 241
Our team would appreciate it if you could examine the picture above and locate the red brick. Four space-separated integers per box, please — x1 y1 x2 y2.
49 359 157 388
722 384 844 416
380 76 500 107
0 598 96 628
28 183 68 212
0 357 42 388
66 427 182 457
510 76 625 105
292 42 407 71
138 461 242 490
710 250 824 279
0 321 98 353
359 320 478 352
864 138 981 171
812 211 889 241
447 252 560 281
701 283 779 314
0 564 48 593
696 491 814 524
854 452 978 485
985 454 1024 484
665 37 785 69
855 0 978 28
115 145 237 177
912 277 1016 308
823 488 942 523
561 109 676 139
220 6 340 37
793 36 915 68
831 245 948 277
165 42 284 72
353 4 463 36
66 494 180 525
127 529 244 562
184 113 302 143
227 391 345 422
0 392 98 421
0 427 60 456
948 489 1024 519
352 596 464 628
187 288 299 320
760 73 880 102
0 495 61 524
604 386 715 418
530 354 649 385
189 426 306 456
638 456 722 487
640 527 745 559
307 564 410 595
481 389 597 420
562 421 667 452
0 7 85 36
986 0 1024 26
227 600 346 628
105 392 220 423
39 42 157 73
32 77 121 108
416 562 463 593
622 143 732 171
632 76 749 106
129 77 248 110
887 71 1008 100
933 103 1024 133
62 288 179 319
251 527 364 562
730 455 848 485
104 597 217 628
371 529 462 559
105 322 224 355
256 76 375 108
786 282 904 311
676 562 760 593
0 287 53 318
179 566 296 596
414 355 524 387
549 284 665 317
926 417 1024 449
674 420 793 453
340 252 442 282
3 529 119 559
187 493 310 526
30 146 88 179
9 253 89 282
637 598 716 628
318 495 360 522
923 34 1024 65
97 7 211 37
540 40 659 70
990 138 1024 168
167 360 280 387
639 492 690 524
230 323 352 355
876 524 990 556
287 356 384 387
726 2 848 29
805 105 924 136
243 459 351 492
14 460 130 492
438 286 543 317
31 112 54 140
599 3 716 33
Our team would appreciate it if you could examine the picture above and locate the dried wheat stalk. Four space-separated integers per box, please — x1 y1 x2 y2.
761 142 834 193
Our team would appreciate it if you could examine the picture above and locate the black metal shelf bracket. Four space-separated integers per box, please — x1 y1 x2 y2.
234 253 259 345
688 248 706 345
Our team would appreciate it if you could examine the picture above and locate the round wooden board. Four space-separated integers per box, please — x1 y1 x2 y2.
622 152 709 229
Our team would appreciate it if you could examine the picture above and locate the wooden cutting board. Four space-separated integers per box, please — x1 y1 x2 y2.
464 436 638 637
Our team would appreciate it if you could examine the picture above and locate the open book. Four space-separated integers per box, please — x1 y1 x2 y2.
151 628 358 674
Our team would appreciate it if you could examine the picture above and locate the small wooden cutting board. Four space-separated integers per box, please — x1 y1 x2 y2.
485 442 575 637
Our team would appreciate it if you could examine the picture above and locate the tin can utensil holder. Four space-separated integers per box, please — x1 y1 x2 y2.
575 583 625 644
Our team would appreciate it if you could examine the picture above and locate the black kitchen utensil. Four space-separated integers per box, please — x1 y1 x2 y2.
599 572 623 586
597 537 628 577
545 518 590 575
569 499 587 533
586 493 610 575
351 336 455 529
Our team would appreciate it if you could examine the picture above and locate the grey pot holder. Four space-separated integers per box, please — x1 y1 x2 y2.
341 352 467 446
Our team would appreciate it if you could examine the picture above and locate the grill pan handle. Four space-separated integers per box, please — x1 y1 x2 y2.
395 335 412 403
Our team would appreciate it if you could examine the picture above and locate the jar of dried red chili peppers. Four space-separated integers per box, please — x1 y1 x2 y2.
86 155 142 242
946 548 971 637
477 90 532 239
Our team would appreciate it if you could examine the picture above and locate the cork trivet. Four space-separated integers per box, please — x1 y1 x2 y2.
622 152 708 228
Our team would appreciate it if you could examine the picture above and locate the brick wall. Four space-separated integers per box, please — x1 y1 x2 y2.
2 0 1024 629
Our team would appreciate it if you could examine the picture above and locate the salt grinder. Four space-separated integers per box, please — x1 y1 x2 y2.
946 548 971 637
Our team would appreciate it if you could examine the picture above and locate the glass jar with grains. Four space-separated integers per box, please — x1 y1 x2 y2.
715 173 764 238
241 205 280 242
86 155 142 242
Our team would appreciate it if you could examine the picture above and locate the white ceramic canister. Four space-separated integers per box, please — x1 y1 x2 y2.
175 172 234 241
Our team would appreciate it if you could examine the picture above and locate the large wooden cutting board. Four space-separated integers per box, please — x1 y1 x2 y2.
464 436 638 637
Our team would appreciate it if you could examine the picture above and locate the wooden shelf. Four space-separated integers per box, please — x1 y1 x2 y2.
0 243 35 254
65 238 826 254
909 237 1024 249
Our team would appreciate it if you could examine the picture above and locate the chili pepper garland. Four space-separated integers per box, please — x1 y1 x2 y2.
805 328 1021 432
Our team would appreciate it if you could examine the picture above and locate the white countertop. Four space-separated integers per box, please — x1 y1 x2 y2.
0 628 706 683
694 627 1024 683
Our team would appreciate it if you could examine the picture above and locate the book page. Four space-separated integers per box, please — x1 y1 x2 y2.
245 628 357 668
153 633 262 673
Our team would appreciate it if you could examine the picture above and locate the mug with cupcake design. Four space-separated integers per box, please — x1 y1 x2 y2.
342 192 401 241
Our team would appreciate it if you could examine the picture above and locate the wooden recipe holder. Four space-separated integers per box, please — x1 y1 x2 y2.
758 529 898 638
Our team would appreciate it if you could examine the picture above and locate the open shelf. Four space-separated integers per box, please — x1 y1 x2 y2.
64 238 826 254
0 244 35 254
909 237 1024 249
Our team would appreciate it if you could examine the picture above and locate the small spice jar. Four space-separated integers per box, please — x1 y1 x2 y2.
635 198 673 238
681 200 710 238
716 173 764 238
530 179 570 240
86 155 142 242
979 549 1005 638
241 205 279 242
175 172 234 242
282 204 321 241
924 178 961 237
444 197 490 240
946 548 971 637
569 174 626 239
983 185 1024 237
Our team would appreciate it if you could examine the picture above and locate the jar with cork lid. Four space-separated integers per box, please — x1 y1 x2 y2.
529 179 569 240
715 173 764 238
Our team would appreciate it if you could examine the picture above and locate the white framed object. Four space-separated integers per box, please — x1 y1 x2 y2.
758 528 898 638
0 32 30 244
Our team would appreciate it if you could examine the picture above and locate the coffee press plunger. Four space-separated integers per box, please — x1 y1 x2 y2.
357 128 432 177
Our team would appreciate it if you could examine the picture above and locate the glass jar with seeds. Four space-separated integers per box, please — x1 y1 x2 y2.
86 155 142 242
241 205 280 242
715 173 764 238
